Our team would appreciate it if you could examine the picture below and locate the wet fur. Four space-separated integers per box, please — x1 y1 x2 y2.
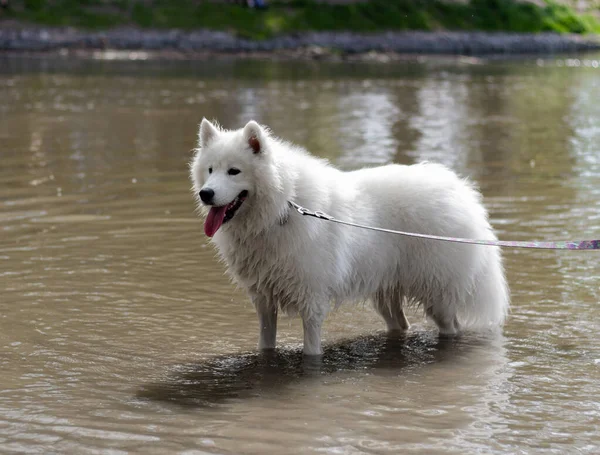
190 119 510 355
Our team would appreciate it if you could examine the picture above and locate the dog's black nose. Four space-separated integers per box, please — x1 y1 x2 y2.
199 188 215 204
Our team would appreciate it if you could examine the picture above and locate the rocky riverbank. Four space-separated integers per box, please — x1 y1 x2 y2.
1 25 599 58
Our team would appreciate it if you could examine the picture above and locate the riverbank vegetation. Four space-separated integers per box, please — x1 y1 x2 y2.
2 0 599 39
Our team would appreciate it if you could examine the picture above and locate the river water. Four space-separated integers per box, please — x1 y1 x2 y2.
1 54 599 454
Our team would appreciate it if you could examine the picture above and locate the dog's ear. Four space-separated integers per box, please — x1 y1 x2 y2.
243 120 263 154
199 118 219 148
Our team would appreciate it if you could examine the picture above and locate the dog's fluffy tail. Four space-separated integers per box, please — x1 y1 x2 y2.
462 246 510 331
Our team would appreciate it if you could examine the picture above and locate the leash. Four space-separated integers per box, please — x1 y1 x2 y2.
288 201 600 251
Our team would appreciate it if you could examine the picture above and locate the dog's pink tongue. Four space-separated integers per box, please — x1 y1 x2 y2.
204 206 227 237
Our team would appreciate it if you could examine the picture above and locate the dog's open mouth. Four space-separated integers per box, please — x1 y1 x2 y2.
204 190 248 237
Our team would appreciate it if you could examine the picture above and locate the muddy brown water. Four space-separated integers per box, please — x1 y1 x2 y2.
1 54 600 454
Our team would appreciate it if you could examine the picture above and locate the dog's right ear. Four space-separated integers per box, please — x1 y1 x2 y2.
199 118 219 148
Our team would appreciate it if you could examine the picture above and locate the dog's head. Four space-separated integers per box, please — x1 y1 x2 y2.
190 119 274 238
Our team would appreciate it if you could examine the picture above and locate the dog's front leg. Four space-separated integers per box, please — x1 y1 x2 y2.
302 312 325 356
253 294 278 350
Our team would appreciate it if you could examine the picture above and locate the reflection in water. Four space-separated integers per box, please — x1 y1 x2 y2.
336 88 401 166
137 331 511 454
409 78 472 171
1 54 600 453
138 332 493 408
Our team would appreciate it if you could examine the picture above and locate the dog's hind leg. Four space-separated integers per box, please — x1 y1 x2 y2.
302 311 325 356
253 293 278 350
373 288 410 333
425 304 461 337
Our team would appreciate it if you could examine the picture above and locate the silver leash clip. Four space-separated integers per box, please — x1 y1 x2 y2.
289 201 333 220
314 211 334 220
289 201 308 215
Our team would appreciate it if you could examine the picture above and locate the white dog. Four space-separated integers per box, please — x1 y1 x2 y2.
190 119 509 355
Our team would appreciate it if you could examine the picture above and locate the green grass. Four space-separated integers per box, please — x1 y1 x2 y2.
2 0 599 38
10 0 126 28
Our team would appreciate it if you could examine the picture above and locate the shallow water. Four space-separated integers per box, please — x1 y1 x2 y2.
1 54 600 454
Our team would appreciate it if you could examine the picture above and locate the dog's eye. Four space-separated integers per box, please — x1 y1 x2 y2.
208 167 213 174
228 168 241 176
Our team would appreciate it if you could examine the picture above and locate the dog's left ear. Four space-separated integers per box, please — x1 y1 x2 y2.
243 120 263 154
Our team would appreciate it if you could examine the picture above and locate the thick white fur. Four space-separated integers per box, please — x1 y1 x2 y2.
191 119 510 355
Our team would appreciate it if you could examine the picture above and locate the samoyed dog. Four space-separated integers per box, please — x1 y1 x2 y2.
190 119 509 355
